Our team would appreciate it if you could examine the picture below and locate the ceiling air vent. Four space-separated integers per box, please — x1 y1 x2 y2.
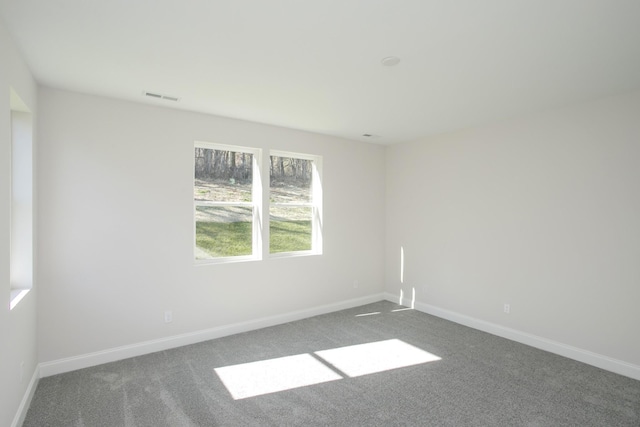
143 91 179 102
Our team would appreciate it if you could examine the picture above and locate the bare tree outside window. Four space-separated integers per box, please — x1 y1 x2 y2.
194 143 322 261
269 155 315 254
194 147 255 259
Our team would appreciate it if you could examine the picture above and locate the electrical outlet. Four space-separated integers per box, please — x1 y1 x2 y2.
164 310 173 323
504 304 510 314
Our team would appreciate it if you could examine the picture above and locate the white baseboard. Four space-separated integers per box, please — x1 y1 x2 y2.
39 293 385 378
383 292 640 381
11 365 39 427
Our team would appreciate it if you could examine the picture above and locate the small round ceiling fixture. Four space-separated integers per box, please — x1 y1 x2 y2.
381 56 401 66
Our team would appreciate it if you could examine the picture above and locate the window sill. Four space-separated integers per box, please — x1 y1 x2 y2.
193 250 323 265
269 250 322 259
195 255 261 266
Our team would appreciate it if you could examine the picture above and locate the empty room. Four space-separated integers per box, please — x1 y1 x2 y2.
1 1 639 426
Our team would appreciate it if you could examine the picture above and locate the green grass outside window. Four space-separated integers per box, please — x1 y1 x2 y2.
196 220 312 257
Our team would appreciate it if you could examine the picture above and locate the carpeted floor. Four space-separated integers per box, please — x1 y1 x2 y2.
24 301 640 426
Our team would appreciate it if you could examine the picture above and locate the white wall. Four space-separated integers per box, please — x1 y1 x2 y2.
0 21 38 427
37 87 386 364
386 91 640 371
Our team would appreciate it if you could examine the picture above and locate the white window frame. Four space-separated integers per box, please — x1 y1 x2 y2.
194 141 263 264
268 150 323 258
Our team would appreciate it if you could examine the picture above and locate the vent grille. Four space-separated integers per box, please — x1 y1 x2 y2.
143 91 179 102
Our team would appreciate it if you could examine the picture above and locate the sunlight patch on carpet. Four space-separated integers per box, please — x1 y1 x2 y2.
355 311 381 317
315 339 440 377
215 339 440 400
215 354 342 399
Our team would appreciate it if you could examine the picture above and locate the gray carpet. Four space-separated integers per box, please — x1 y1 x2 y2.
24 301 640 426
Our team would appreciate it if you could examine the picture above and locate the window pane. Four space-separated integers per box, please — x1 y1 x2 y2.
196 206 253 259
270 207 312 253
195 148 253 202
270 156 312 203
269 155 315 254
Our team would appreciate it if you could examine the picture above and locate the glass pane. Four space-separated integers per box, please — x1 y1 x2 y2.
270 156 312 204
270 206 312 253
196 206 253 259
195 148 253 202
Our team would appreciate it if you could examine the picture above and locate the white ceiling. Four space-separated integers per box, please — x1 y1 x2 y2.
1 0 640 144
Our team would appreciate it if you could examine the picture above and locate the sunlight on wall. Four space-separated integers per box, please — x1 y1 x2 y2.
400 246 405 283
398 247 416 308
214 339 440 400
397 288 416 308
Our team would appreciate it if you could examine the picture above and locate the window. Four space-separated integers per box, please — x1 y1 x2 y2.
269 151 322 256
193 143 322 263
9 88 33 309
194 142 261 262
